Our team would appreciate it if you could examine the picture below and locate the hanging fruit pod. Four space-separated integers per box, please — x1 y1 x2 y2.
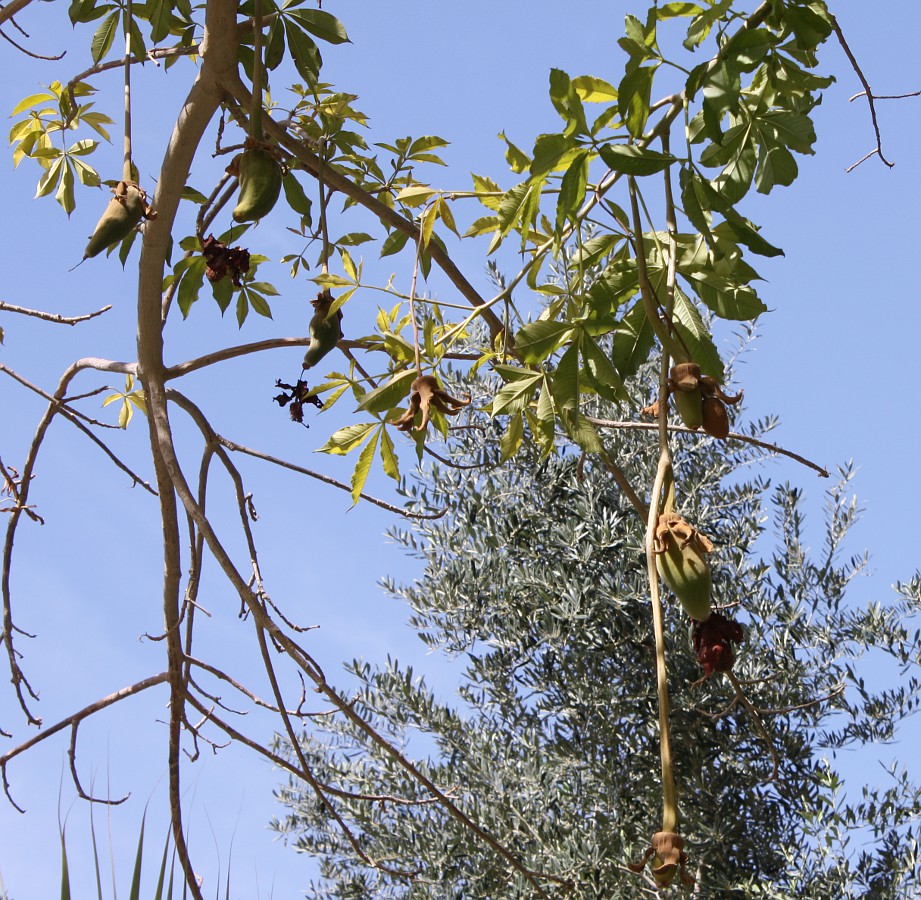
84 181 154 259
654 511 714 621
231 147 282 222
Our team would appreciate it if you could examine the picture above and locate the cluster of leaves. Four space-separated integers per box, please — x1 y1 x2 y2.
272 366 921 897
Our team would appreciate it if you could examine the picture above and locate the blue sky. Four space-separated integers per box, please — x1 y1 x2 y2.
1 2 920 896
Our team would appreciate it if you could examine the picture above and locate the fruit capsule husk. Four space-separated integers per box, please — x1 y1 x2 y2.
672 387 703 429
84 184 145 259
232 149 282 222
655 520 713 621
701 395 730 438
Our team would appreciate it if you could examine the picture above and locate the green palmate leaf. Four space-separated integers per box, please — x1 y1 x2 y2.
755 141 798 193
722 207 784 258
499 411 525 462
91 10 119 63
380 229 410 257
379 426 400 483
515 320 572 364
177 256 207 318
555 149 589 233
612 298 655 377
679 166 713 239
318 422 377 455
581 335 630 404
529 132 577 178
471 173 503 211
356 369 416 414
495 181 541 244
285 22 321 83
553 342 603 453
148 0 173 43
464 215 499 238
672 286 724 381
491 370 542 417
282 172 313 218
287 9 349 44
265 18 286 69
350 428 380 505
597 143 677 176
617 64 656 138
685 269 767 320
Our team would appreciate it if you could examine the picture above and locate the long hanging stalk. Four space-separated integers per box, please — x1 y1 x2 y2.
122 0 133 182
249 0 264 141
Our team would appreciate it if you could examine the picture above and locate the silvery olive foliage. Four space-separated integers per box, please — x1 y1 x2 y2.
272 365 921 897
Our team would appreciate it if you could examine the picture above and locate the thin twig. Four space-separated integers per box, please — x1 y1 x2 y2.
0 301 112 325
587 417 830 478
832 16 895 170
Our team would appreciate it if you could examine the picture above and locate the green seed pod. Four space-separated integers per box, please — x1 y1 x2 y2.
672 387 703 429
232 149 282 222
302 290 342 370
655 512 713 621
84 183 145 259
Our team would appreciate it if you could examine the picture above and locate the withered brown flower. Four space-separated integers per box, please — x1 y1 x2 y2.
202 234 251 286
628 831 695 888
662 362 743 438
692 612 744 677
391 375 471 433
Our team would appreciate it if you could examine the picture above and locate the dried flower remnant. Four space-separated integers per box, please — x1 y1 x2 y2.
628 831 695 888
202 234 251 286
692 612 744 677
273 379 323 424
644 362 743 438
391 375 471 434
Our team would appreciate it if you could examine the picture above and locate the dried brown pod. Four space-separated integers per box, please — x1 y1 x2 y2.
392 375 471 433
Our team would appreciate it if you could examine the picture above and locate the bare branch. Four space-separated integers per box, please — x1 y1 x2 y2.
833 16 895 170
0 301 112 325
587 417 830 478
1 673 168 811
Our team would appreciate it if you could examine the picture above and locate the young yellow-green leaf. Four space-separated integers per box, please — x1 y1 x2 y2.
437 197 459 237
318 422 377 455
350 428 380 505
499 131 530 174
572 75 618 103
395 185 436 207
419 202 438 249
379 426 401 482
10 92 55 115
340 247 358 282
356 369 416 414
499 411 525 461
